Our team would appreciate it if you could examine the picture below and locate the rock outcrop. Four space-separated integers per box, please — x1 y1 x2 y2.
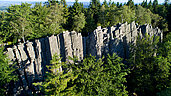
5 22 163 95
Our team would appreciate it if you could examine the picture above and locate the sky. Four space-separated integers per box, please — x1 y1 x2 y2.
0 0 168 4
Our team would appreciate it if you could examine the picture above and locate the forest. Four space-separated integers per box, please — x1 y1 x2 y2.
0 0 171 96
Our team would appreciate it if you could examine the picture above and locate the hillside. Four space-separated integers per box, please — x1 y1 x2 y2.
0 0 170 96
5 22 163 95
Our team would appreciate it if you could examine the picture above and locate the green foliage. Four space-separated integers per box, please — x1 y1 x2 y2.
72 13 86 32
33 54 78 95
136 5 152 25
46 3 66 34
0 0 170 42
128 34 171 96
127 0 135 9
118 5 135 23
0 1 170 95
157 87 171 96
72 54 129 95
35 53 129 95
7 3 32 42
30 3 50 39
147 0 153 11
0 44 17 95
140 0 169 32
158 32 171 64
0 12 14 42
65 0 86 32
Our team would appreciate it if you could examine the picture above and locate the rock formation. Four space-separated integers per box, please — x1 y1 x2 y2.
5 22 163 95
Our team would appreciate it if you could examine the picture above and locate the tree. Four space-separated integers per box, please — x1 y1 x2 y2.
35 53 129 95
34 54 78 95
82 8 96 36
0 44 17 95
141 0 148 8
127 34 171 96
151 13 168 32
71 54 129 95
46 3 66 34
66 0 85 32
60 0 69 29
7 3 32 43
89 0 101 24
147 0 153 12
153 0 159 13
72 13 86 32
30 3 50 39
104 54 129 95
135 5 152 25
0 12 14 43
127 0 135 9
118 5 135 23
98 4 108 27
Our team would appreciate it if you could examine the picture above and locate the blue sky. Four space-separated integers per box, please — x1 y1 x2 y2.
0 0 168 4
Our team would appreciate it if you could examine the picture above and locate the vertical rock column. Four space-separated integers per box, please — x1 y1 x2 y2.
111 26 125 58
44 37 52 65
87 26 103 59
6 48 16 65
26 42 35 84
48 35 60 56
34 39 43 80
63 31 73 62
77 33 84 60
70 31 84 61
13 45 27 93
102 28 109 56
48 35 62 72
35 38 47 79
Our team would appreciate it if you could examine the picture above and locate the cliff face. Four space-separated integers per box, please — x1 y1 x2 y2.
6 22 163 95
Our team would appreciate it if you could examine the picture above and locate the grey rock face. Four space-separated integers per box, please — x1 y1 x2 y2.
87 26 104 59
70 31 84 61
48 35 60 56
48 35 62 73
13 45 28 94
5 22 163 95
34 39 43 78
63 31 73 62
26 42 35 81
6 48 16 64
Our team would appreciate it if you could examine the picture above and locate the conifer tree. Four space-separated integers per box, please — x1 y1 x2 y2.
7 3 32 43
128 34 171 96
30 3 49 39
127 0 135 9
72 13 86 32
66 0 85 32
34 54 78 95
0 12 14 43
98 4 108 27
70 54 129 95
118 5 135 23
46 3 66 34
153 0 159 13
147 0 153 11
135 5 152 25
0 44 17 95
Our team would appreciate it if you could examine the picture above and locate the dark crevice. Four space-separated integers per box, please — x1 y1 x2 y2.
59 33 66 62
